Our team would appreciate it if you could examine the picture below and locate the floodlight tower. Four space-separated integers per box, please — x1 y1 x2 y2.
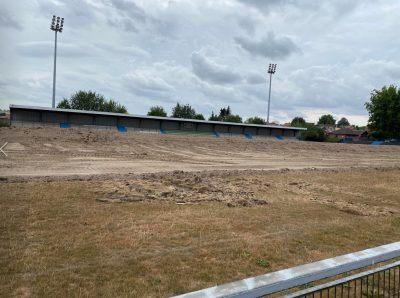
267 63 277 124
50 15 64 108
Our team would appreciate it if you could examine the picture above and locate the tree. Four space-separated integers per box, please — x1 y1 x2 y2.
209 111 220 121
300 124 327 142
223 114 242 123
337 117 350 127
317 114 336 125
219 106 231 119
171 103 197 119
57 100 70 109
246 116 266 125
208 106 241 122
57 90 127 113
194 114 205 120
147 106 167 117
365 85 400 139
291 117 306 127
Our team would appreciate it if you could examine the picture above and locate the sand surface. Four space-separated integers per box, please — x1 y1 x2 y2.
1 126 400 179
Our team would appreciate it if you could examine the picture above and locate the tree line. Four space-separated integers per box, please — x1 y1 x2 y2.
148 103 264 124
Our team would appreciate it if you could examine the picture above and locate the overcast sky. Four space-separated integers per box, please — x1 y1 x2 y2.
1 0 400 125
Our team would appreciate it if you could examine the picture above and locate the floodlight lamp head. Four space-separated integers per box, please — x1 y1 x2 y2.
268 63 274 74
50 15 64 32
268 63 277 74
51 15 56 30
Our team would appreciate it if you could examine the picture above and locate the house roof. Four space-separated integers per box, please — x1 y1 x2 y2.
329 128 366 136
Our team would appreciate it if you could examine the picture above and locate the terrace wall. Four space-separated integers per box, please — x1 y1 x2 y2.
10 106 305 138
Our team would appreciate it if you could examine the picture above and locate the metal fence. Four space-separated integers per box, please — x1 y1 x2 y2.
173 242 400 298
284 261 400 298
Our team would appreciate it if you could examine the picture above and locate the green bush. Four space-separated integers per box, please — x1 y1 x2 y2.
0 121 10 127
325 136 341 143
194 114 205 120
245 116 266 125
291 117 306 127
223 114 242 123
147 106 167 117
300 124 327 142
171 103 196 119
317 114 336 125
208 111 220 121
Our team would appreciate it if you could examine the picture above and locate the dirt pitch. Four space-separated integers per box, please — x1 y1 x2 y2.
1 127 400 297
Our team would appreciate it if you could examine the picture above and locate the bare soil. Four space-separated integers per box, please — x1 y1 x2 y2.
1 127 400 297
1 127 400 178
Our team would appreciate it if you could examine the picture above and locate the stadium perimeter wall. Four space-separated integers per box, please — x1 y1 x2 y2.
9 105 306 138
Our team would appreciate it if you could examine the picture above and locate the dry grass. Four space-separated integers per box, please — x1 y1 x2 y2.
1 169 400 297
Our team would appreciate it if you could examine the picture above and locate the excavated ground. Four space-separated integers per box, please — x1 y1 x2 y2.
1 126 400 178
1 127 400 297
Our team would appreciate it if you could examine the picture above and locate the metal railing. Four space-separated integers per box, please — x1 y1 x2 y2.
173 242 400 298
285 261 400 298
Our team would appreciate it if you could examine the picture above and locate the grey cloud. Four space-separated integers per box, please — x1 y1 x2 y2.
124 72 175 95
245 72 266 85
37 0 98 28
0 75 52 109
121 61 198 104
237 18 255 35
94 43 150 58
196 80 245 104
107 0 148 33
191 52 243 85
107 18 138 33
17 40 150 65
275 59 400 114
17 41 94 58
237 0 288 11
235 32 300 60
1 0 398 126
0 11 22 30
109 0 147 22
237 0 361 17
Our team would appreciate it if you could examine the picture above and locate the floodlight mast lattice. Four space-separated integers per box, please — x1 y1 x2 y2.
50 15 64 108
267 63 277 124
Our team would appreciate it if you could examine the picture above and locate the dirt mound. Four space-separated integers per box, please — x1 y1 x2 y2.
93 169 400 216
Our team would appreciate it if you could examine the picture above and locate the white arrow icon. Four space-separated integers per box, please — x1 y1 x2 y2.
0 142 8 157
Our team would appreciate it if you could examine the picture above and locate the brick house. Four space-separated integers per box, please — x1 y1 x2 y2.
328 128 368 141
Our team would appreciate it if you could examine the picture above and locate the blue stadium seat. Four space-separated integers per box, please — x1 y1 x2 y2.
117 125 127 133
59 122 71 128
244 132 253 139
